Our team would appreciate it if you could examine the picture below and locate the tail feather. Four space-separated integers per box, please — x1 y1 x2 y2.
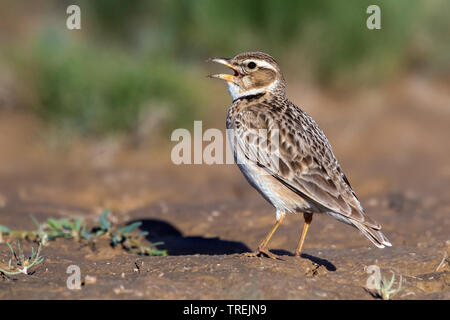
351 220 392 248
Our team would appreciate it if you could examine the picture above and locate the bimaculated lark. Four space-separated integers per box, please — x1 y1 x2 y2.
209 51 391 259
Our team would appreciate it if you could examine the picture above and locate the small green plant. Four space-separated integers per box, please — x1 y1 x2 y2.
95 210 167 256
28 215 93 245
94 210 111 236
0 241 44 276
29 215 49 245
112 222 167 256
376 272 403 300
0 210 167 256
111 221 145 245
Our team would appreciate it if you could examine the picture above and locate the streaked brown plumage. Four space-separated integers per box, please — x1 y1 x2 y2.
209 51 391 258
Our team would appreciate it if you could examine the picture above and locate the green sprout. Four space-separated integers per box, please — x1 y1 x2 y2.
130 242 167 256
111 222 167 256
28 215 93 245
95 210 111 236
0 225 10 243
0 241 44 276
111 221 145 246
29 215 49 245
376 272 403 300
44 217 92 241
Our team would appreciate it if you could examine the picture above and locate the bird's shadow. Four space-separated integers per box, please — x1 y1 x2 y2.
129 218 337 271
131 218 250 255
271 249 337 271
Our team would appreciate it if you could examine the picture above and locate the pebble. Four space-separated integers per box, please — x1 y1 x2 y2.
211 210 221 217
85 275 97 284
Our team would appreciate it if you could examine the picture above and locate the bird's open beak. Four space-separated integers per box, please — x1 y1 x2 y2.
207 58 239 82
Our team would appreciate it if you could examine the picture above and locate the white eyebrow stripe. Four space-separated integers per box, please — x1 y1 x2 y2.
243 59 277 72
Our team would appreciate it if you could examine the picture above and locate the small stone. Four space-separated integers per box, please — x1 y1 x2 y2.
211 210 221 217
113 285 126 294
85 275 97 284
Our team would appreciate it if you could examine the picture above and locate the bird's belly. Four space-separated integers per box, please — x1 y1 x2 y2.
236 158 310 215
226 121 311 216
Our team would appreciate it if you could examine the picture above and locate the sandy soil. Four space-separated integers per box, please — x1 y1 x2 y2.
0 77 449 299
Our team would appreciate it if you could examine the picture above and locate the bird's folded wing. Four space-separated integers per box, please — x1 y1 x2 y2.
232 107 381 229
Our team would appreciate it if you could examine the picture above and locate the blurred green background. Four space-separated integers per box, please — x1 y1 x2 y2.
0 0 448 138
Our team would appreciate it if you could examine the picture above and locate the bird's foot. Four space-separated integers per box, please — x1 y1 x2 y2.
244 247 280 260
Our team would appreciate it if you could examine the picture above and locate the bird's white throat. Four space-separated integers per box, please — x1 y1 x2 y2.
226 80 279 101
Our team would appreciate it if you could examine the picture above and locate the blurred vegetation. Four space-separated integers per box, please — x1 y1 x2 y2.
12 31 201 135
0 0 448 136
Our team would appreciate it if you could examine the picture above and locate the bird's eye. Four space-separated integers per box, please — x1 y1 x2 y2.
247 61 257 69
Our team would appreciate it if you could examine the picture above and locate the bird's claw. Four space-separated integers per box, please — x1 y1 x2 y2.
244 248 280 260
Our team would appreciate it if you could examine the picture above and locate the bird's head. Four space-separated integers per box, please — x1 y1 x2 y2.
208 51 286 101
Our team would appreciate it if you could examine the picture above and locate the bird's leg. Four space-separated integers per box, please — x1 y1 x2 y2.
245 215 285 259
294 213 313 257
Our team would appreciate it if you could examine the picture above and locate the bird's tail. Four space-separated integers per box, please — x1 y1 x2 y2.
351 220 392 248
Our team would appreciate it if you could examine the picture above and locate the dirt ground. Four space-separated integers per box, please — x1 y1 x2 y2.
0 77 449 299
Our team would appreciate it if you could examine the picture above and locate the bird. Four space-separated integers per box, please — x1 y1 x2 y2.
208 51 391 259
